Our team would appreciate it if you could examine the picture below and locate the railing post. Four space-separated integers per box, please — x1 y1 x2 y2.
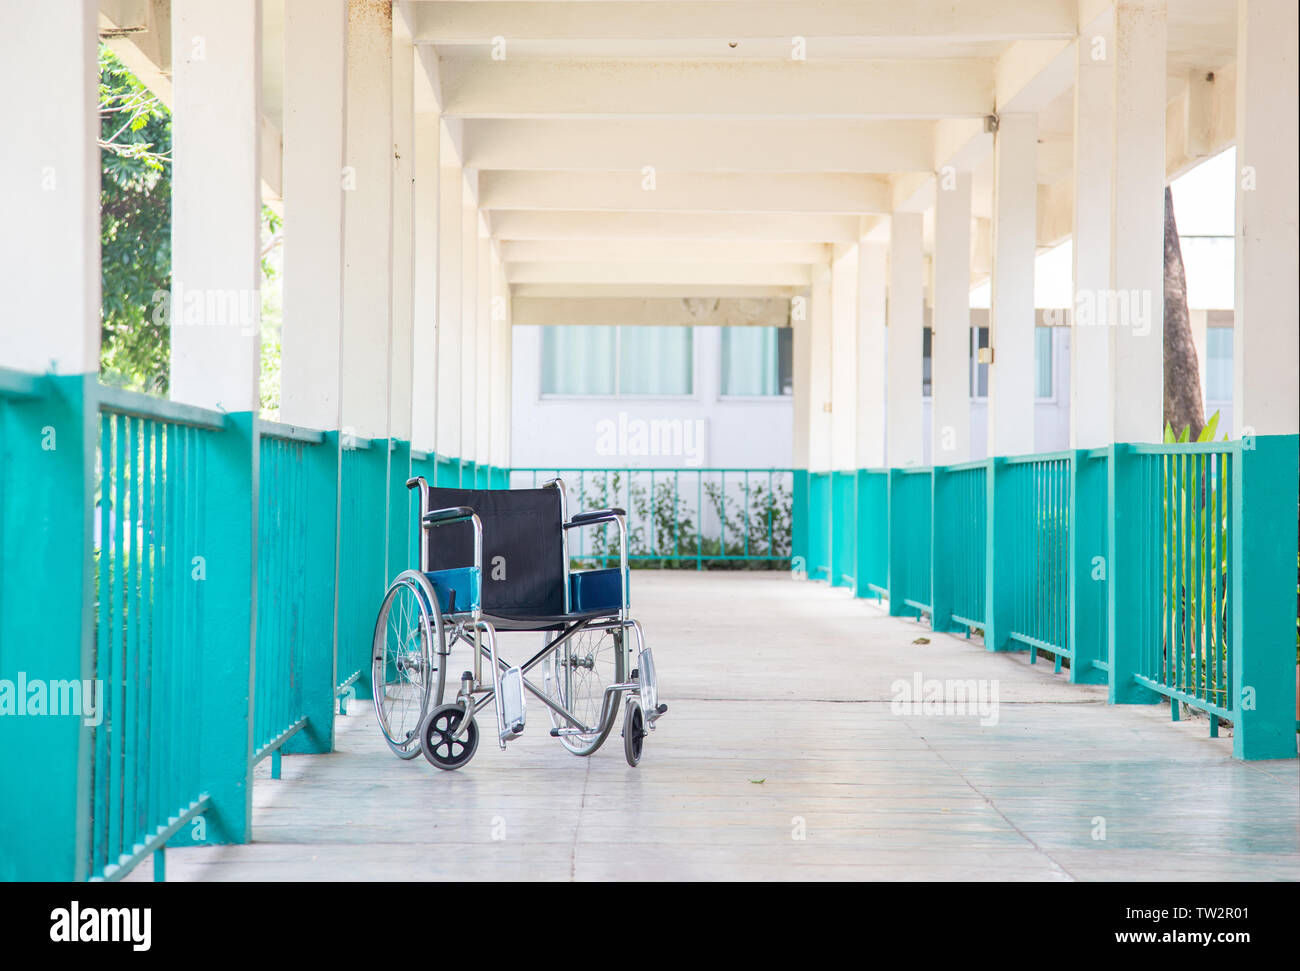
830 472 855 588
284 430 339 755
1068 449 1108 684
791 469 808 577
389 438 412 578
887 469 907 617
0 375 95 880
179 411 257 845
1231 434 1299 759
1107 443 1161 705
930 463 955 633
984 457 1017 651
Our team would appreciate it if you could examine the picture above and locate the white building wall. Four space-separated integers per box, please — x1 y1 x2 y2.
510 326 793 470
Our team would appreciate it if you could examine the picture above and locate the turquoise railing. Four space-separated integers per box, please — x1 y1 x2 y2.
0 367 508 879
1129 444 1235 725
336 438 386 706
794 438 1298 760
512 467 794 568
889 468 933 616
89 394 220 881
830 471 857 588
1005 453 1071 667
855 470 889 598
934 460 987 632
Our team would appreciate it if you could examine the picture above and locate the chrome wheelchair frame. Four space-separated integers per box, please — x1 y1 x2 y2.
370 476 665 770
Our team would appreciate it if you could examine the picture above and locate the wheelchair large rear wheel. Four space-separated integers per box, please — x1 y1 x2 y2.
546 625 626 756
372 572 445 759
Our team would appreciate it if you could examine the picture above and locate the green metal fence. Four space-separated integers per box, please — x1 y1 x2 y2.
90 399 217 881
889 468 933 617
934 461 987 633
1005 453 1071 667
0 369 511 879
511 467 794 568
794 438 1299 760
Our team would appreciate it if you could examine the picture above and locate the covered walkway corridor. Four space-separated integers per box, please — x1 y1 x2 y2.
129 572 1299 882
1 0 1297 884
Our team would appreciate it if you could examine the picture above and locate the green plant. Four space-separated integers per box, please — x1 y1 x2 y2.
564 471 793 571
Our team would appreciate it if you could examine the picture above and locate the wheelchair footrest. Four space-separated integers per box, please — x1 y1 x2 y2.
498 666 527 745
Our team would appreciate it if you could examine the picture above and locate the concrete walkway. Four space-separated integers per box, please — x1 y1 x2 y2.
145 571 1300 881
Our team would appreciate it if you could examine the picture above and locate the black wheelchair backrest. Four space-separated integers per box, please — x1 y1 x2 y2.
424 486 565 616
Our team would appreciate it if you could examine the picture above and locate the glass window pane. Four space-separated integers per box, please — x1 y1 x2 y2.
721 326 782 395
971 327 990 398
1205 327 1233 400
1035 328 1053 398
541 325 616 395
922 327 932 397
618 326 693 395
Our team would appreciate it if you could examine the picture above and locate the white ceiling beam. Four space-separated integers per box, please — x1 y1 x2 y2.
506 262 812 286
439 57 994 119
491 210 861 243
478 170 892 214
511 283 804 300
463 119 935 172
512 296 791 328
499 239 830 264
412 1 1076 44
994 39 1076 113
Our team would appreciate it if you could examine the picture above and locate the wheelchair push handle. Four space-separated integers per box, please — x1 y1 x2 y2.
405 475 425 490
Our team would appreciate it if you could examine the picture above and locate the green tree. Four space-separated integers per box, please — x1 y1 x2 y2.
99 44 171 393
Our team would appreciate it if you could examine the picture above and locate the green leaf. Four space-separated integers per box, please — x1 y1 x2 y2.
1163 421 1176 444
1198 410 1220 443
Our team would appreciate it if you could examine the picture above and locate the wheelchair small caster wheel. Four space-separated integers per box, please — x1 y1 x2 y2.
420 703 479 771
622 698 647 767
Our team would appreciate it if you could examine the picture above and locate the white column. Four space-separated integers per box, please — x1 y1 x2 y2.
389 23 414 443
856 241 888 467
460 171 478 461
489 251 511 468
987 113 1037 457
280 0 346 431
411 110 440 451
792 290 811 470
476 229 493 465
169 0 262 411
808 264 834 471
887 213 924 467
1109 0 1166 443
1233 0 1299 437
829 244 859 469
437 142 462 456
340 0 393 440
931 170 972 464
0 1 99 375
1070 11 1115 448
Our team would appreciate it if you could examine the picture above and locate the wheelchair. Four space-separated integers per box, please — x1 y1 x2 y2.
370 476 666 770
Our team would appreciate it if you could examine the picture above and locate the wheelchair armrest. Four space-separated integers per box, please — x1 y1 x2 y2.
423 505 475 526
565 507 626 529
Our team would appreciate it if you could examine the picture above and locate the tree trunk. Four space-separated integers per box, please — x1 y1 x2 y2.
1163 185 1205 438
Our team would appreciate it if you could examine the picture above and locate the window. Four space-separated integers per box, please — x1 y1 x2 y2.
966 327 1052 399
922 327 932 397
970 327 989 397
1035 327 1054 399
1205 327 1233 401
541 325 693 396
720 326 793 396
